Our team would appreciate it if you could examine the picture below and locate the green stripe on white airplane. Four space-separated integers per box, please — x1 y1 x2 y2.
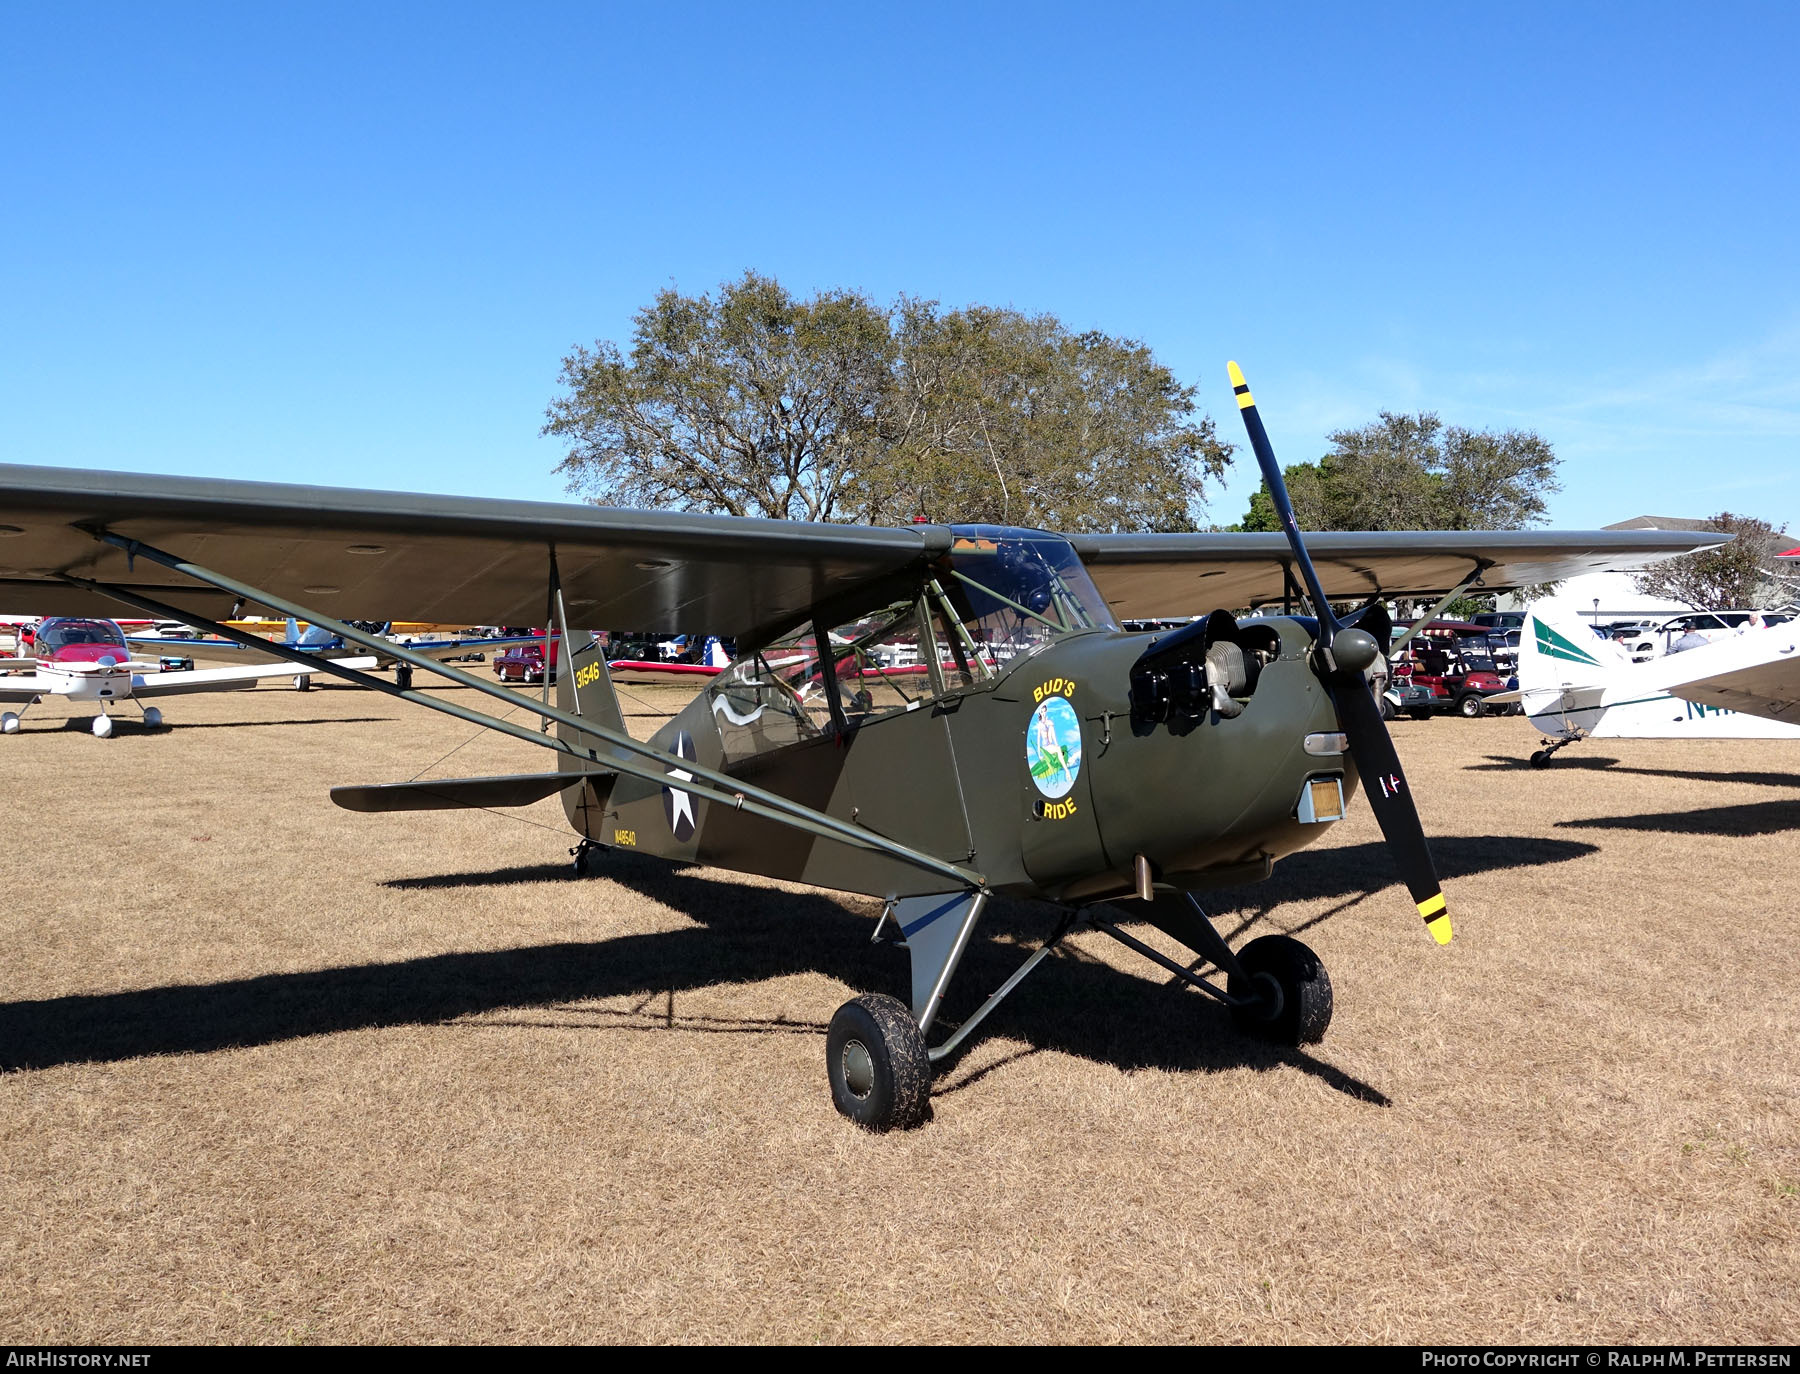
1532 617 1602 666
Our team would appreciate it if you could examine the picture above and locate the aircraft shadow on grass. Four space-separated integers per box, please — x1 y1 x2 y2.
1469 754 1800 790
1556 799 1800 837
0 835 1596 1105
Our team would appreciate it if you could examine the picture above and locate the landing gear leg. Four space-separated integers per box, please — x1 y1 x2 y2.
1091 894 1333 1046
1530 736 1580 768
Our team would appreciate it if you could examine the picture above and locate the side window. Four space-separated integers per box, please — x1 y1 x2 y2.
925 598 986 694
708 629 835 765
830 601 936 724
828 594 992 725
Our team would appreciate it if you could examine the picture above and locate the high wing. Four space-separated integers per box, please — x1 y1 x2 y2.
1068 530 1728 617
0 464 1724 638
0 465 935 649
1652 624 1800 726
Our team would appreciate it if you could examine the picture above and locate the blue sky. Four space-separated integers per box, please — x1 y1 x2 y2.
3 2 1796 534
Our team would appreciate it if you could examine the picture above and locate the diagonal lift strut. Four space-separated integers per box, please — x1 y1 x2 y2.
67 531 987 892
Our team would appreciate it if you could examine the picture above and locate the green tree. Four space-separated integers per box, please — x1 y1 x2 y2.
1631 512 1791 609
862 298 1231 530
1234 412 1560 532
544 271 893 521
546 273 1233 530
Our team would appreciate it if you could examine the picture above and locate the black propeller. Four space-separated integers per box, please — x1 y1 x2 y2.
1227 361 1452 945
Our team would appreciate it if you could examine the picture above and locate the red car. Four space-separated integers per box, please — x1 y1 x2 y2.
493 635 561 684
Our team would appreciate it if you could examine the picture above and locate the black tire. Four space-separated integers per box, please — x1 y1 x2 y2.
396 665 414 692
1457 693 1485 718
1530 750 1551 769
826 993 932 1131
1227 935 1333 1046
1407 708 1433 721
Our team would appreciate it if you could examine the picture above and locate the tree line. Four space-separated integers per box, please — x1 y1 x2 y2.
544 271 1232 532
545 271 1566 537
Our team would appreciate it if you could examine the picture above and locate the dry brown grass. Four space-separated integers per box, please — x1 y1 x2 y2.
1 680 1796 1344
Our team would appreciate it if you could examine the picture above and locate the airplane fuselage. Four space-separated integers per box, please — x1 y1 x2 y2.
560 616 1353 905
1526 688 1800 741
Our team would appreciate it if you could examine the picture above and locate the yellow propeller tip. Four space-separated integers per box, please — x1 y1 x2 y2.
1226 360 1246 387
1427 914 1453 945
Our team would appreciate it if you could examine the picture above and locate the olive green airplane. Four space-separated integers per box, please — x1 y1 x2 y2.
0 366 1722 1129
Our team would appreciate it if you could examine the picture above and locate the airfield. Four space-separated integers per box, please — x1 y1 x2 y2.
1 679 1795 1344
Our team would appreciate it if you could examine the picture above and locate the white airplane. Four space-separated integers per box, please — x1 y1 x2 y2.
0 615 372 736
1503 597 1800 765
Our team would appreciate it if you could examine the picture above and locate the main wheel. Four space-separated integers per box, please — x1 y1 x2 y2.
1457 693 1485 718
1227 935 1333 1046
293 674 311 692
826 993 932 1131
1530 749 1552 769
141 707 163 729
395 665 414 691
1 711 18 734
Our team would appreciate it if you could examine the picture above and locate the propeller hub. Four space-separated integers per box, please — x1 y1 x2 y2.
1330 628 1380 674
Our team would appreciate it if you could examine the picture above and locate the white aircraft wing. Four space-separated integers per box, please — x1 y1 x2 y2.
1657 626 1800 726
0 675 52 702
130 656 379 696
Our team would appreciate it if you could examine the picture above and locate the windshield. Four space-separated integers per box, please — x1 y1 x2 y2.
39 618 126 652
937 528 1116 661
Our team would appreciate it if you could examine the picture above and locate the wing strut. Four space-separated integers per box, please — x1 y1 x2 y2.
64 533 986 892
1386 566 1488 660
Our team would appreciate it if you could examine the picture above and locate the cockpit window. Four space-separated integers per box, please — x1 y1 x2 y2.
39 618 126 652
707 627 837 764
828 599 933 722
936 528 1116 663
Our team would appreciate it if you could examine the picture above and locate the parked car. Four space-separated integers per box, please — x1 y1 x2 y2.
1608 611 1792 662
493 635 561 684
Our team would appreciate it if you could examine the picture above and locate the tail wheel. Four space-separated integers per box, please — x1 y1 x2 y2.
1227 935 1333 1046
826 993 932 1131
1530 750 1552 769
